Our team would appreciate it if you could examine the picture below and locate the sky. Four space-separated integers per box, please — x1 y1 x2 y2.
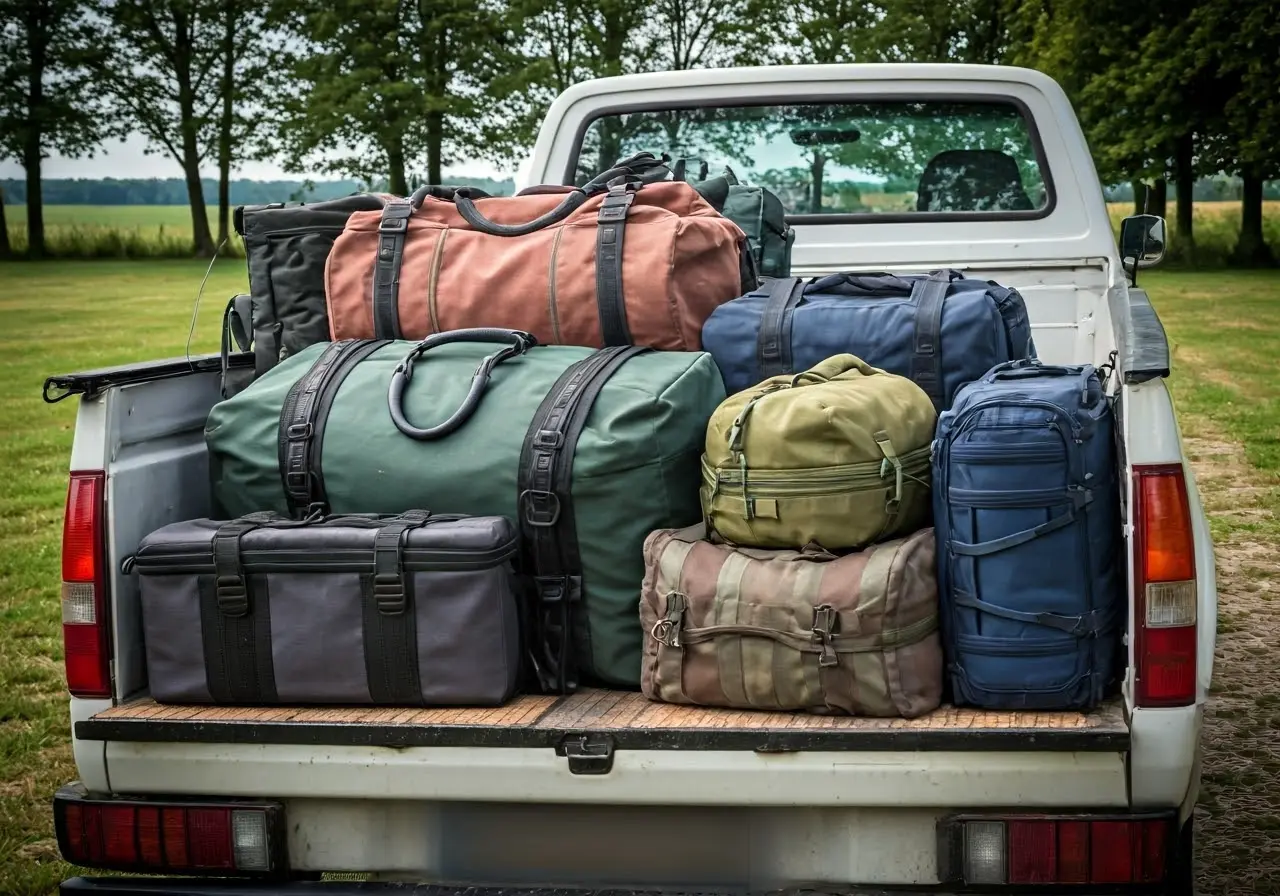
0 132 513 182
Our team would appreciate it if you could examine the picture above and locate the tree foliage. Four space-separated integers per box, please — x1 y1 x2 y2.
0 0 114 257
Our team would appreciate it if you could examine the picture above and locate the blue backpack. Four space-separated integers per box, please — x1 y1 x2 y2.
700 269 1035 409
932 360 1124 711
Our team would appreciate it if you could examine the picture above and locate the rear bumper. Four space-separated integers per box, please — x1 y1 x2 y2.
57 880 1156 896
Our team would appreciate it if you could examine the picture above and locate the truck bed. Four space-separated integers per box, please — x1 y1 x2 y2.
78 689 1129 752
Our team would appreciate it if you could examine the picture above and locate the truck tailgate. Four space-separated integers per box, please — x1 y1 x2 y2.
80 689 1128 753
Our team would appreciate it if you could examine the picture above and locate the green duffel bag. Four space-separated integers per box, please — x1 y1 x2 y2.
700 354 936 550
205 328 726 690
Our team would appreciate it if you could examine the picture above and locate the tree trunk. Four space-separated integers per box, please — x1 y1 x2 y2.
217 0 235 246
1174 132 1194 253
24 1 47 259
1133 180 1147 215
1233 170 1275 266
387 137 408 196
175 18 216 257
0 185 11 260
1146 178 1168 220
426 110 443 186
810 151 826 214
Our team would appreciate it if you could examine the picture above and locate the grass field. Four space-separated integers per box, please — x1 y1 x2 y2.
2 261 1280 893
5 205 245 258
5 199 1280 262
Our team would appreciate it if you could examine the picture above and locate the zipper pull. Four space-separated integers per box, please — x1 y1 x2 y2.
811 604 840 667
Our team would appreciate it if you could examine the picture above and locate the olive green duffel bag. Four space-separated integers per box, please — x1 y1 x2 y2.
205 328 726 691
700 354 936 550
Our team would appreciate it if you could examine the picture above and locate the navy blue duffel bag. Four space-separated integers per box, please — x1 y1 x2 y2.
701 269 1036 409
932 359 1124 711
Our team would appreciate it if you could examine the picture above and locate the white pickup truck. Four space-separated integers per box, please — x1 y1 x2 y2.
46 64 1214 895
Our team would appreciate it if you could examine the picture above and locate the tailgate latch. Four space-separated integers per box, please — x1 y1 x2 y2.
556 732 615 775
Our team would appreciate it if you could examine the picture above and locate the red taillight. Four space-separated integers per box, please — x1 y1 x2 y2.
61 471 111 698
945 814 1174 886
1133 464 1198 707
54 786 284 875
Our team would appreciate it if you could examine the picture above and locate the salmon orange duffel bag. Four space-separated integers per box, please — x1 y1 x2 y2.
324 171 755 352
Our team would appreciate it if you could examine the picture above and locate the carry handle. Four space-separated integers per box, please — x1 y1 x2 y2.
388 328 538 441
448 187 589 237
407 184 492 208
987 359 1079 381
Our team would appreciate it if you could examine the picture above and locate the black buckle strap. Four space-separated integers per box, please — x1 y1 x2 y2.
756 277 806 380
910 270 958 412
595 182 637 347
373 199 413 339
204 514 280 704
372 513 431 615
517 345 649 694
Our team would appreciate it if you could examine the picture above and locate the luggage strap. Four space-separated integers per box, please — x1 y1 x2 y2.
518 345 649 693
363 510 432 704
953 592 1105 638
948 502 1084 557
372 198 413 339
278 339 391 517
219 294 256 398
756 277 806 380
595 181 637 346
910 270 960 412
204 513 281 703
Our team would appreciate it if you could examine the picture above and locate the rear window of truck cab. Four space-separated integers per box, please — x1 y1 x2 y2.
570 98 1052 220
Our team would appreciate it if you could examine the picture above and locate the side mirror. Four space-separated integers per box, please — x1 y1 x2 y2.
1120 214 1167 271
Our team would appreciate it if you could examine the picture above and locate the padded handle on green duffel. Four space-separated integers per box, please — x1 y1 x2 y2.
388 328 538 441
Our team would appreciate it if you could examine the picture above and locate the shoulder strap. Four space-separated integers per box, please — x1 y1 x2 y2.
756 277 805 379
595 182 637 346
373 198 413 339
910 270 953 412
202 513 280 704
362 510 432 704
518 345 649 692
278 340 390 517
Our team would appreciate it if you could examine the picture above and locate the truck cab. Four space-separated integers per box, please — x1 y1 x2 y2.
48 64 1213 895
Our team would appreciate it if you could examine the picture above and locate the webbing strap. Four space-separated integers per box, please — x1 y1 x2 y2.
203 513 280 703
910 271 953 411
756 277 805 380
361 510 431 704
373 199 412 339
953 592 1103 637
518 345 649 692
278 340 388 517
948 508 1077 557
594 184 636 346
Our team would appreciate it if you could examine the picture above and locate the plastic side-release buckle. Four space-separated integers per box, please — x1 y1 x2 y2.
373 572 407 614
520 489 562 527
216 574 249 617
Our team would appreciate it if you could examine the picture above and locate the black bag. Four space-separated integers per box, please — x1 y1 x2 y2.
225 194 392 397
133 511 523 706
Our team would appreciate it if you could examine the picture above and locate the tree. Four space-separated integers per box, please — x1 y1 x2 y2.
270 0 518 194
0 0 113 259
0 185 10 259
104 0 222 257
214 0 270 245
1202 0 1280 265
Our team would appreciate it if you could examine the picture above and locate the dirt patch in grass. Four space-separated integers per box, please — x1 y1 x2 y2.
1184 433 1280 895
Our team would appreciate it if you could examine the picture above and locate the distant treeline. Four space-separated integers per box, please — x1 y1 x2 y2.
1104 177 1280 204
1 177 516 206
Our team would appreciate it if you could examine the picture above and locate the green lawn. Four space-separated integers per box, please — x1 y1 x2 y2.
5 206 244 258
0 262 1278 893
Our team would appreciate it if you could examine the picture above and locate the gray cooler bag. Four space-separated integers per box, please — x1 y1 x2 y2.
134 510 522 706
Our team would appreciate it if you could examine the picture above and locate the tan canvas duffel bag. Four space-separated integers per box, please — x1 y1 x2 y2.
324 173 752 351
640 524 943 718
